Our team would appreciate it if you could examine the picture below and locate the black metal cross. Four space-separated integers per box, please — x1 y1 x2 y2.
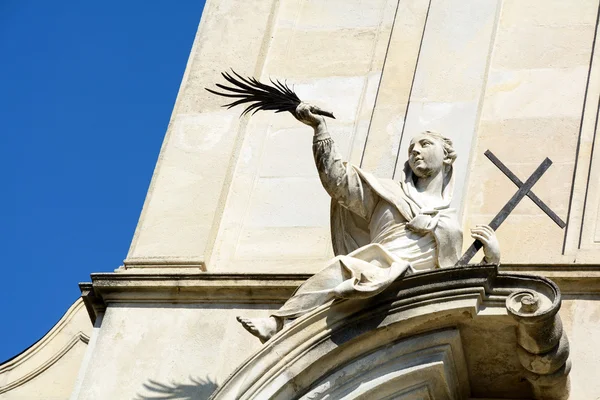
456 150 566 265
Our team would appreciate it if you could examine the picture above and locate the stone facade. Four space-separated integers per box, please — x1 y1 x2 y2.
0 300 92 400
2 1 599 399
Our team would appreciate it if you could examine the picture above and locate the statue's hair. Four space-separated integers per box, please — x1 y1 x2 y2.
419 130 457 165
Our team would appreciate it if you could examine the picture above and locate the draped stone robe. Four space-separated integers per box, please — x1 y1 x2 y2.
272 132 463 320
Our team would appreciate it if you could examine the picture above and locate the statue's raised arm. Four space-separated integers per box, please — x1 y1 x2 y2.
294 103 379 221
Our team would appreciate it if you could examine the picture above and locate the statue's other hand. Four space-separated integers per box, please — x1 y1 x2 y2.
294 102 326 129
470 225 500 264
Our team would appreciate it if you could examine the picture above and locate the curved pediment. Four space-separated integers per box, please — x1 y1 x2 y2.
0 299 92 399
211 265 569 400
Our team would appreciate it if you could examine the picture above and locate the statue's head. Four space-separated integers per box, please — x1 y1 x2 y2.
408 131 456 179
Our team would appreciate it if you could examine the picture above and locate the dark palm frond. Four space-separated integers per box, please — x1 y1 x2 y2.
206 70 334 119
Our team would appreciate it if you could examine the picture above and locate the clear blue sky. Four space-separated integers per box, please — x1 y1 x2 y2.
0 1 206 362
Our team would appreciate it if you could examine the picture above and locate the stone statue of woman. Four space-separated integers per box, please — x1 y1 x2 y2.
237 103 500 343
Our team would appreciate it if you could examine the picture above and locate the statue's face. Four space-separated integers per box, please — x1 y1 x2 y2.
408 133 446 178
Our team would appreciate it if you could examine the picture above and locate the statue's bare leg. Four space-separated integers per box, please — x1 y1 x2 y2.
236 316 283 343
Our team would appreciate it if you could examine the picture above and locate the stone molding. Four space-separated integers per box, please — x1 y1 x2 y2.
121 256 206 270
80 265 600 317
208 265 569 399
79 273 309 323
79 265 574 398
298 328 470 399
500 264 600 295
0 299 91 395
506 290 571 399
79 265 600 326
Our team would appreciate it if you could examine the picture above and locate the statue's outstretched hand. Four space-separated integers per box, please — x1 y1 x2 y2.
294 103 326 129
470 225 501 264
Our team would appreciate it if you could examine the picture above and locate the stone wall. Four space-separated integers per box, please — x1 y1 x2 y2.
463 0 600 264
72 303 275 400
74 1 600 399
126 0 600 272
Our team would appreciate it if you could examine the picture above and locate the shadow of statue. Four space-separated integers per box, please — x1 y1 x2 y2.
135 376 218 400
327 295 392 347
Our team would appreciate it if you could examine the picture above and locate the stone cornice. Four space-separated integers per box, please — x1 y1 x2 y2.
79 273 309 323
500 264 600 295
80 266 574 398
209 265 569 399
79 264 600 322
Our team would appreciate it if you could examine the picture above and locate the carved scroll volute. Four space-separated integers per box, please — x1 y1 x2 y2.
506 290 570 400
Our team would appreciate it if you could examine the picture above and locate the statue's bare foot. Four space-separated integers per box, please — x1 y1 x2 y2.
236 316 281 343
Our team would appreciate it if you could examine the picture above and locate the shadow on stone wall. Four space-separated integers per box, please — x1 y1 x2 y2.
135 376 218 400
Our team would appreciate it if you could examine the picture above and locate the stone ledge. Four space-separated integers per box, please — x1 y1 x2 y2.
79 273 309 323
121 257 206 270
79 265 600 322
209 265 568 400
500 264 600 295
